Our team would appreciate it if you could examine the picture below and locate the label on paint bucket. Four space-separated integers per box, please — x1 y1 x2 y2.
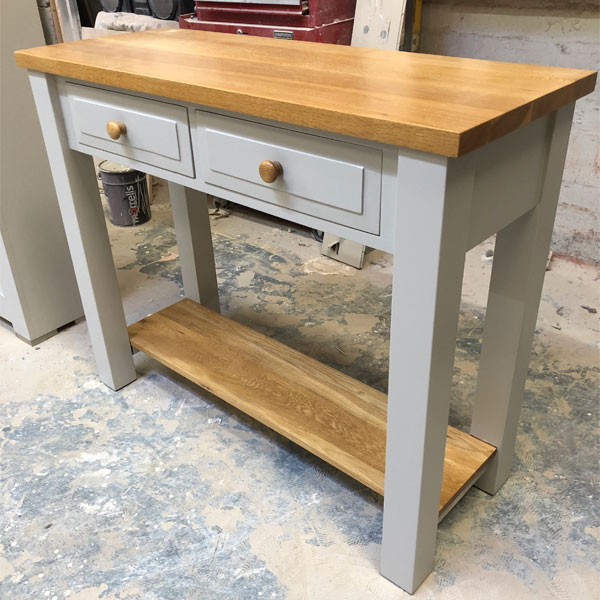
126 184 141 226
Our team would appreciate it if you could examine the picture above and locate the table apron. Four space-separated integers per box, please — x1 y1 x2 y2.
55 76 556 256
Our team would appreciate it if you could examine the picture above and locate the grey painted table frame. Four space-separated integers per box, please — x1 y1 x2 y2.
28 69 574 594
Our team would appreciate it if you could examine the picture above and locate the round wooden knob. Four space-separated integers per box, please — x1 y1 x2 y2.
259 160 283 183
106 120 127 140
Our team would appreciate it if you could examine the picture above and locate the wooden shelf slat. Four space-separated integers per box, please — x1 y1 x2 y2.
128 299 496 515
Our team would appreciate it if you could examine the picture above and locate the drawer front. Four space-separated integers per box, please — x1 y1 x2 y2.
63 83 194 176
196 111 382 235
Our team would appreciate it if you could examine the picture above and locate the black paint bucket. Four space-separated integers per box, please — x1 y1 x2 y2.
98 160 151 227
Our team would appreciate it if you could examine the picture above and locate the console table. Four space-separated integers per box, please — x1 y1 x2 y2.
15 30 595 594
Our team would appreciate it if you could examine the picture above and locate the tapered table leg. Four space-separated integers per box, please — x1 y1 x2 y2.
470 104 575 494
169 184 220 313
29 71 135 391
381 151 475 593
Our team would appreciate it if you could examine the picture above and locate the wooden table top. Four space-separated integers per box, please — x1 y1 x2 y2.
15 29 596 157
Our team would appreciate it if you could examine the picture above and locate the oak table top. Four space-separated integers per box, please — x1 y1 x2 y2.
15 29 596 157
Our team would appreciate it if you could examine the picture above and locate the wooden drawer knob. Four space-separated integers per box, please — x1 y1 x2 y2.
259 160 283 183
106 120 127 140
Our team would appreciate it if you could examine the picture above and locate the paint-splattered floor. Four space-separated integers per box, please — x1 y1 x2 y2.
1 181 598 599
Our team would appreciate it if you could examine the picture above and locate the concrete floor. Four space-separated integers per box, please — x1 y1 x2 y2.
1 180 598 599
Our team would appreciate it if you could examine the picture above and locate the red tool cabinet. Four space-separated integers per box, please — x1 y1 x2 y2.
179 0 357 44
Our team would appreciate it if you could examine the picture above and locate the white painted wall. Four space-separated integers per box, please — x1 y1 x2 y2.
420 1 599 263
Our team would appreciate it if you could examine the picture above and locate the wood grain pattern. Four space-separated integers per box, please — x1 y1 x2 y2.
14 30 596 156
258 159 283 183
106 120 126 140
128 299 496 513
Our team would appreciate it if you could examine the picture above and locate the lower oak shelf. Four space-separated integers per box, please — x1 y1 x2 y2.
128 299 496 517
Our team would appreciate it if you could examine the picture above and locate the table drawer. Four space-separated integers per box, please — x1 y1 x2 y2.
196 111 382 235
62 83 194 177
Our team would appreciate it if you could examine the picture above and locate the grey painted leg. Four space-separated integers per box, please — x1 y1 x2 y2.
380 152 475 593
29 71 135 391
169 184 220 313
470 104 575 494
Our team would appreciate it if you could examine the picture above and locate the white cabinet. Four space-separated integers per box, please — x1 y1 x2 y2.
0 0 82 343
